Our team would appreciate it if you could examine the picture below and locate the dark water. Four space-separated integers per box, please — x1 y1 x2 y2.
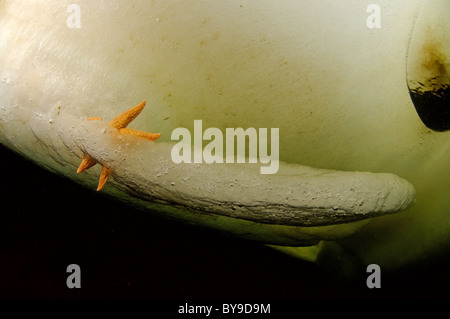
0 143 448 300
409 85 450 132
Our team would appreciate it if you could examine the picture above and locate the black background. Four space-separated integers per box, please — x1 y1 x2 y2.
0 143 448 300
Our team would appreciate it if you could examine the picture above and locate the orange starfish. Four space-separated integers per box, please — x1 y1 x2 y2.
77 100 160 191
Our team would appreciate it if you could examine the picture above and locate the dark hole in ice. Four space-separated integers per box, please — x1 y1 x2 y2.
409 84 450 132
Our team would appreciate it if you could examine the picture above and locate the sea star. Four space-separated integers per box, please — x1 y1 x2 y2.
77 100 160 191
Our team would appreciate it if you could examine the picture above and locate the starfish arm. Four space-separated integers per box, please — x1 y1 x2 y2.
119 128 161 141
80 99 160 191
97 166 112 191
88 117 103 121
77 154 97 173
109 100 146 130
